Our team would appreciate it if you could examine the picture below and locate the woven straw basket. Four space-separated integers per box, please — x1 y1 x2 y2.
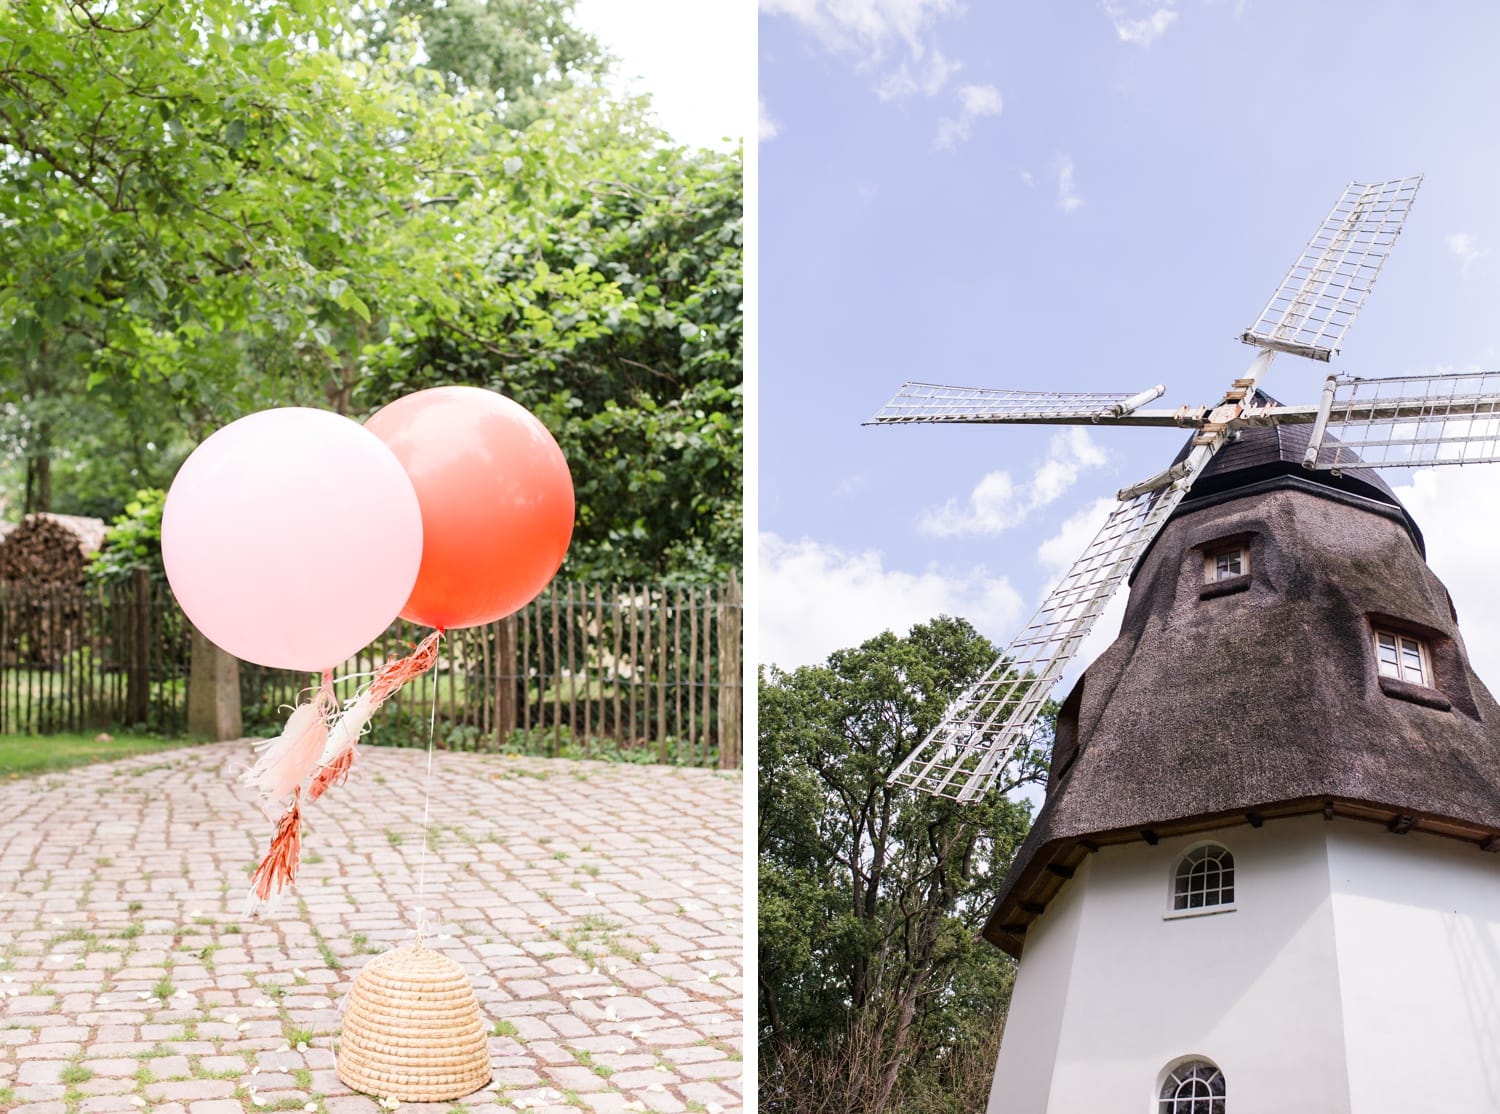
337 944 492 1102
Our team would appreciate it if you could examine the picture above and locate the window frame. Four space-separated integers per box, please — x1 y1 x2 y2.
1202 544 1248 584
1164 842 1236 921
1157 1058 1226 1114
1374 628 1432 688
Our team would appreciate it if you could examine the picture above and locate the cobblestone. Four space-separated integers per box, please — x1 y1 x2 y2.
0 743 744 1111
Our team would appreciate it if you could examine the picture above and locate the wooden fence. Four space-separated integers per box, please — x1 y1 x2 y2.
0 577 742 768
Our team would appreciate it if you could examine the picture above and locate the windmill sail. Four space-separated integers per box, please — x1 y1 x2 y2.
1242 176 1422 362
889 465 1206 801
1304 371 1500 470
868 383 1169 426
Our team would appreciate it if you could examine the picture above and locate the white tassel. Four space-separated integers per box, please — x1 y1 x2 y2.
320 691 377 764
245 701 328 804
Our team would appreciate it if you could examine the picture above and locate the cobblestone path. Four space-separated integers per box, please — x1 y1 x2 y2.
0 742 744 1114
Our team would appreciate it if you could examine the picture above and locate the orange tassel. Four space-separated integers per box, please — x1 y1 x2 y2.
369 630 443 704
250 793 303 902
307 746 355 801
310 631 443 799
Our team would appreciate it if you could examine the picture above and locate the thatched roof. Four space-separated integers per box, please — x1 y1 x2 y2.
984 425 1500 956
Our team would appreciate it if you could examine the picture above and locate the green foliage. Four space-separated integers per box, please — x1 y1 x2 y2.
759 617 1052 1112
0 0 741 583
88 489 166 584
361 137 743 580
365 0 608 126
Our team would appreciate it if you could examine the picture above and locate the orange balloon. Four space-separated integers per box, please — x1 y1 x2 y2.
364 386 575 630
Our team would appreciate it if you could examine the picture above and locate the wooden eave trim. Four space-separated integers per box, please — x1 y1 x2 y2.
982 796 1500 957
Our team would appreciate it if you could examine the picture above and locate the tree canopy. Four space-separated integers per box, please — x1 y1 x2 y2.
0 0 740 583
759 617 1051 1112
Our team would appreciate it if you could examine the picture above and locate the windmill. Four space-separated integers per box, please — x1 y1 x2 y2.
872 175 1500 803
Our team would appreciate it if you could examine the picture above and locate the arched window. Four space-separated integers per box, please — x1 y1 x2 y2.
1159 1059 1225 1113
1173 844 1234 910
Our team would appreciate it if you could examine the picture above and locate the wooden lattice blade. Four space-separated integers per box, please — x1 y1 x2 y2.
889 470 1204 802
1308 371 1500 469
868 382 1173 426
1242 176 1422 362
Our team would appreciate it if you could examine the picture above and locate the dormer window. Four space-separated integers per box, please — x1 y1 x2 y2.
1375 629 1429 686
1205 546 1247 583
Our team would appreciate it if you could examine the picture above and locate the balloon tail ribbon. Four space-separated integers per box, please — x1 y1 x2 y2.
248 790 303 908
309 630 443 801
244 672 336 806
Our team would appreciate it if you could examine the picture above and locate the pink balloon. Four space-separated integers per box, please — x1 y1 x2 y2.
162 408 423 672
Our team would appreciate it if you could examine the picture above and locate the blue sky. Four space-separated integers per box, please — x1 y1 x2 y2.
758 0 1500 683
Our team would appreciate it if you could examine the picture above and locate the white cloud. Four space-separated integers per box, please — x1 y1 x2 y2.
933 82 1003 150
1057 155 1084 212
761 0 965 99
1447 232 1488 276
758 533 1025 668
759 97 780 141
1391 466 1500 687
1102 0 1179 45
920 429 1107 536
877 48 961 100
1037 496 1116 576
1035 497 1129 682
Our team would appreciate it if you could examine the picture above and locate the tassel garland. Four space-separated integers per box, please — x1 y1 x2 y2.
245 633 444 908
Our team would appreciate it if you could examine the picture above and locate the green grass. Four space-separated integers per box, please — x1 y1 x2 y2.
0 731 199 777
59 1064 92 1085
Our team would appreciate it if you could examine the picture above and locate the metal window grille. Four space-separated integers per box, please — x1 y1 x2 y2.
1159 1061 1226 1114
1376 630 1427 686
1173 845 1235 910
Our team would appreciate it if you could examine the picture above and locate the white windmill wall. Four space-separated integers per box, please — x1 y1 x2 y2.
1328 824 1500 1110
988 816 1351 1113
988 817 1500 1112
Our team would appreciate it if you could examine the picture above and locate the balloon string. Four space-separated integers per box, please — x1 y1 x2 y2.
413 630 443 944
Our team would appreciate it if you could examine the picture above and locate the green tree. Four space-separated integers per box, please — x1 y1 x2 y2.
0 0 742 588
365 0 608 124
759 617 1051 1113
360 130 743 581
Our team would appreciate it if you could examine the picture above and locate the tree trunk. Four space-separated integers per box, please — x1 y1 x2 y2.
188 624 242 740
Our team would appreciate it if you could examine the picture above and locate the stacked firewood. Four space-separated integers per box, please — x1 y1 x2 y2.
0 514 108 666
0 514 107 585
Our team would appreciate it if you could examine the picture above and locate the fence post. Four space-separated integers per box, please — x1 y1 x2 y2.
494 614 518 746
717 571 742 769
188 624 242 740
124 569 151 725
